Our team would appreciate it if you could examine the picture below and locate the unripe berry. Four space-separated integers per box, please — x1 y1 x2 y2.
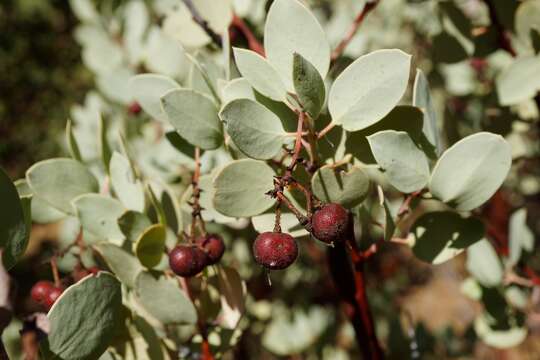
169 245 208 277
30 281 54 304
312 203 349 244
253 232 298 270
44 287 63 311
196 234 225 265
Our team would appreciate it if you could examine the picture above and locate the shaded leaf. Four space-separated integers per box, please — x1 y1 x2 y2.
311 166 369 208
293 53 325 118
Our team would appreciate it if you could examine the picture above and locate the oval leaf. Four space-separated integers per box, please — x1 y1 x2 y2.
94 243 143 288
129 74 181 122
368 130 430 193
134 271 197 325
213 159 276 217
233 48 287 102
43 272 122 359
293 53 325 118
220 98 287 160
413 69 441 155
26 158 99 215
429 132 512 211
15 179 66 224
161 89 223 150
72 194 125 245
466 239 503 287
110 152 145 212
135 224 166 269
329 49 411 131
264 0 330 91
311 166 370 208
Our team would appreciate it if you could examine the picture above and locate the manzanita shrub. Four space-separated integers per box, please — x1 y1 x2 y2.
1 0 539 359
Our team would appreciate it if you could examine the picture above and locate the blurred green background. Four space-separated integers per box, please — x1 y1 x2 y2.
0 0 92 178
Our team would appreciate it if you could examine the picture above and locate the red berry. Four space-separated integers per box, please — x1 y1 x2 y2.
196 234 225 265
253 232 298 270
311 203 349 244
31 281 54 304
169 245 208 277
44 287 63 311
128 101 142 115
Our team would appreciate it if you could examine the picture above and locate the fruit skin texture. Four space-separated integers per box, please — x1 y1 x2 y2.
312 203 349 244
44 287 63 311
253 232 298 270
169 245 208 277
196 234 225 265
31 281 54 304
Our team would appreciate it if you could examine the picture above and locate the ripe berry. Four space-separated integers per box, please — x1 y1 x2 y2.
128 101 142 115
31 281 54 304
253 232 298 270
196 234 225 265
312 203 349 244
169 245 208 277
44 287 63 311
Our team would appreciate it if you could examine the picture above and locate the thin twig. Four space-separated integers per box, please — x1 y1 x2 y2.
231 14 264 56
317 122 336 140
50 257 61 288
190 147 205 241
331 1 379 62
182 0 222 47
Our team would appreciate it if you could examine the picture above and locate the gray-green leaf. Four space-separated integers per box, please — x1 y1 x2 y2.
129 74 181 122
329 49 411 131
429 132 512 211
42 272 122 360
413 69 441 155
213 159 276 217
466 239 503 287
220 98 287 160
368 130 430 193
161 89 223 150
293 53 325 118
94 243 143 288
26 158 99 215
110 152 145 212
311 166 369 208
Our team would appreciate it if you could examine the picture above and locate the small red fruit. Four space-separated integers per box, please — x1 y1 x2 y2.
196 234 225 265
311 203 349 244
128 101 142 115
31 281 54 304
44 287 63 311
169 245 208 277
253 232 298 270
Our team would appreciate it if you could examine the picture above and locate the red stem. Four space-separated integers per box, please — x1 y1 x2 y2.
231 14 265 56
327 215 383 359
331 1 379 62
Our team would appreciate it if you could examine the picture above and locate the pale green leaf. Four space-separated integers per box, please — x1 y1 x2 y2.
213 159 276 217
368 130 430 193
264 0 330 91
508 209 534 267
233 48 287 101
26 158 99 215
110 152 145 212
311 166 369 208
129 74 181 122
466 239 503 287
161 89 223 150
66 119 82 162
413 69 441 155
329 49 411 131
377 186 396 242
252 212 308 238
220 78 256 105
94 243 143 288
72 194 125 245
117 210 152 243
429 132 512 211
43 273 122 359
134 271 197 325
15 179 66 224
293 53 325 118
496 55 540 106
220 98 287 160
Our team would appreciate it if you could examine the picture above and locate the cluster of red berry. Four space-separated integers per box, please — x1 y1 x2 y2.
169 234 225 277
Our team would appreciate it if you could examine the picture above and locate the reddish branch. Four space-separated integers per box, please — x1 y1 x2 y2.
331 1 380 62
190 147 206 241
327 215 383 359
231 15 265 56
